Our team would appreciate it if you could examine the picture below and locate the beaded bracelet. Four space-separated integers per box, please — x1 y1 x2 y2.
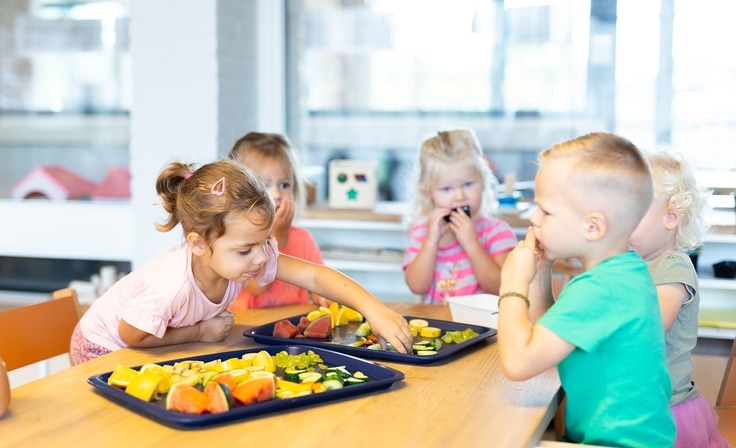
498 291 530 309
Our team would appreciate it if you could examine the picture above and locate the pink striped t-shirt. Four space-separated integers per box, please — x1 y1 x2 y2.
402 216 517 304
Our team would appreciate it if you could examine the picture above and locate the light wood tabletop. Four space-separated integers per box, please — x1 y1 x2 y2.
2 303 561 448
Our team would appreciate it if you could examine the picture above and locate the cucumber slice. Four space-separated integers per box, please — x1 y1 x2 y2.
284 368 307 382
322 378 344 390
344 377 367 385
416 350 438 356
326 366 352 378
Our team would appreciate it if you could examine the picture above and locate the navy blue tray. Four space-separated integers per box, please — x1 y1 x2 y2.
88 345 404 428
243 315 496 364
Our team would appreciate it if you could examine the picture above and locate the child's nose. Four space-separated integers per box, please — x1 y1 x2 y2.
268 185 280 199
530 208 541 227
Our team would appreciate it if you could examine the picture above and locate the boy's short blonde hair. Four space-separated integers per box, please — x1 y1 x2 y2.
539 132 653 234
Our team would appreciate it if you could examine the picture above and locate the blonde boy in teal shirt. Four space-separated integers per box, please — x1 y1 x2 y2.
497 132 675 446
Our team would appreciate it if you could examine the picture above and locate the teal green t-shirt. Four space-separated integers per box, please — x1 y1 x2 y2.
539 251 675 447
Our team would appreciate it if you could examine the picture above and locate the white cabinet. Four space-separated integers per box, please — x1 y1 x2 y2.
695 232 736 339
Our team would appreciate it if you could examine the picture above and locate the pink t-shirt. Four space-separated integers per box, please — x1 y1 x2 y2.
402 215 517 304
229 226 323 310
79 242 242 351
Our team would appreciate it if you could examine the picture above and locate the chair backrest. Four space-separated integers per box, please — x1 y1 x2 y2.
0 288 82 371
717 335 736 406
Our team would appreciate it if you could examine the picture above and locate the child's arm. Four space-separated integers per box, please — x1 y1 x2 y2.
309 292 332 307
497 229 574 381
656 282 690 331
404 209 450 294
118 312 235 348
276 254 413 353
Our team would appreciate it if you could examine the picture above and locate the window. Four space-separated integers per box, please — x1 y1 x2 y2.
286 0 736 202
0 0 130 198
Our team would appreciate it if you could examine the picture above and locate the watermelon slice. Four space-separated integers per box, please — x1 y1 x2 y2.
273 319 299 339
303 314 332 338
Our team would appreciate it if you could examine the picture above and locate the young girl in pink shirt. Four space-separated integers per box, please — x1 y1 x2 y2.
70 159 413 363
402 129 517 304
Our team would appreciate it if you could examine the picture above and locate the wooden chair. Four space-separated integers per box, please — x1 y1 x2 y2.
0 288 82 371
715 335 736 445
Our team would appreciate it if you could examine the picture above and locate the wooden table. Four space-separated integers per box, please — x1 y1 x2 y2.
3 304 561 448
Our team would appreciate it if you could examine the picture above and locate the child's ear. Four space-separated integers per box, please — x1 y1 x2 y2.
584 212 606 242
186 232 207 256
664 209 680 230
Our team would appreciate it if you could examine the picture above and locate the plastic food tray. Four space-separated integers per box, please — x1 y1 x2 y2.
243 315 496 364
88 345 404 428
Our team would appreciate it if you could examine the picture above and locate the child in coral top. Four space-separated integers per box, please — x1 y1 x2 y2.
226 132 330 310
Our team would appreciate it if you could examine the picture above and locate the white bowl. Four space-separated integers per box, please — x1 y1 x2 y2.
446 294 499 329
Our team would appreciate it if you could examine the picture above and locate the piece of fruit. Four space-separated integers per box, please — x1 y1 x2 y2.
107 365 139 388
276 377 313 395
228 368 251 384
220 357 242 372
355 322 371 337
409 318 429 330
231 376 276 405
336 308 350 326
303 314 332 338
341 306 363 322
240 353 256 366
273 319 299 338
125 369 163 402
306 310 324 321
165 382 209 414
210 372 237 391
204 381 233 413
156 374 173 395
419 326 442 338
251 350 276 373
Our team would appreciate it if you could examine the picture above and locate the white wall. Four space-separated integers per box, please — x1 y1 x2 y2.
129 0 285 268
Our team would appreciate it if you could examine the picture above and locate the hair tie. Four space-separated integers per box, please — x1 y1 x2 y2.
185 173 194 179
211 177 225 196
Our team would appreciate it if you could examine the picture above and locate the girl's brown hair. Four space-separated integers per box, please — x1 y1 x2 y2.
155 158 275 245
228 132 307 217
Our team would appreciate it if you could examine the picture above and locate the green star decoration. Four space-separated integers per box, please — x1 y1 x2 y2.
347 189 358 200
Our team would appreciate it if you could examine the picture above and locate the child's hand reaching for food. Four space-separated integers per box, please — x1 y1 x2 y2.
363 308 414 354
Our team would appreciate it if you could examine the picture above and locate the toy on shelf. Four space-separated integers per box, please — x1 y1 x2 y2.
328 160 377 210
91 166 131 200
10 165 97 200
